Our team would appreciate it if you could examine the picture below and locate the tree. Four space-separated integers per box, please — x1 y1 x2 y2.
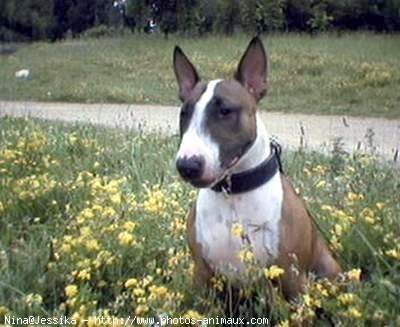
53 0 73 39
382 0 400 31
176 0 196 34
125 0 150 33
285 0 313 31
215 0 240 35
153 0 177 38
240 0 285 34
0 0 55 41
193 0 216 35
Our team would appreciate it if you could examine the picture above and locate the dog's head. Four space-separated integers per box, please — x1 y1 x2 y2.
174 37 268 188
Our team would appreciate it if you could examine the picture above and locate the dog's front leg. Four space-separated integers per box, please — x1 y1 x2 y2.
279 268 307 301
186 204 213 288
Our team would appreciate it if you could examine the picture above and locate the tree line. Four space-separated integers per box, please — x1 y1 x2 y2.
1 0 400 41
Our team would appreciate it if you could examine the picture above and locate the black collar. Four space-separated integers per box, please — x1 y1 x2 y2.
211 141 283 194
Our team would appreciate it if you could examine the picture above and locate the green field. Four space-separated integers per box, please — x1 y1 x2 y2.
0 117 399 325
1 33 400 118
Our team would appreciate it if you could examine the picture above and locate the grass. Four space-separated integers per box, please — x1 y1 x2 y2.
0 117 399 326
0 32 400 118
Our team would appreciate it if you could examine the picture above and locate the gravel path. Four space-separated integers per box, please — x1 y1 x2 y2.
1 101 399 163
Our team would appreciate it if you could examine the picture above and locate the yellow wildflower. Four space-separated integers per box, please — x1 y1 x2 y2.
376 202 386 210
110 193 122 205
0 149 18 160
312 164 328 175
361 207 374 218
68 134 78 144
385 248 400 260
314 282 329 296
135 304 149 316
347 192 364 202
278 320 289 327
60 244 72 258
347 307 362 319
65 284 78 298
123 221 137 232
338 293 356 305
210 276 224 292
23 293 43 306
238 249 254 263
333 224 343 236
133 287 145 297
364 215 376 224
347 268 361 281
125 278 138 288
330 235 343 251
103 206 117 217
143 185 167 214
303 294 321 308
264 265 285 280
137 296 148 304
232 223 244 237
142 275 153 287
183 310 203 321
149 285 168 299
0 305 10 316
118 231 135 246
321 204 333 212
316 180 327 188
303 294 312 306
80 226 92 237
128 195 138 211
76 269 91 281
85 239 100 251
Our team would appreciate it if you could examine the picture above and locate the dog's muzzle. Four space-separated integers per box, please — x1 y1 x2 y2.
176 155 205 181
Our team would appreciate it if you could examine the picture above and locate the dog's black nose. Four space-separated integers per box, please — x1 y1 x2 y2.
176 156 204 180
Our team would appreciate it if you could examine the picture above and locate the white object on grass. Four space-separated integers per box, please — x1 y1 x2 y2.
15 69 30 78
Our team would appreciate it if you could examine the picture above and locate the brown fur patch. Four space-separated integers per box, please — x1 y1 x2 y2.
203 80 258 168
277 175 342 298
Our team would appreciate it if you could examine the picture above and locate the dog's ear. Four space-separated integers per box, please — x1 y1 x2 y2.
234 37 268 102
173 46 200 102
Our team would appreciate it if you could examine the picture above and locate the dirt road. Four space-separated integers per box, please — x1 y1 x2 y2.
1 101 399 163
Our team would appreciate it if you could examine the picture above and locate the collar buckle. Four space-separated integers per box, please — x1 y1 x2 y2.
211 140 283 195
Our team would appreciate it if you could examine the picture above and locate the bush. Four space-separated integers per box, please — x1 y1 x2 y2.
82 25 116 39
0 26 28 42
240 0 286 34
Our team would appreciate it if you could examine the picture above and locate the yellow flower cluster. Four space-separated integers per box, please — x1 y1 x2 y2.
0 305 10 317
13 173 57 201
16 130 48 152
231 222 245 238
264 265 285 280
65 284 79 298
124 275 184 317
142 183 184 218
358 62 393 87
385 248 400 260
143 184 168 214
238 249 255 264
288 270 366 324
23 293 43 307
2 121 398 325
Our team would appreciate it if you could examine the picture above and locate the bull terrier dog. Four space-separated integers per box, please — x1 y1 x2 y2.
173 37 342 299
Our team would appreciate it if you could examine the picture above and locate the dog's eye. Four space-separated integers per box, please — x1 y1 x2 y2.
219 107 232 117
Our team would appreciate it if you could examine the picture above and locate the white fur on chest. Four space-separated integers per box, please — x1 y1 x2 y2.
195 171 283 279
